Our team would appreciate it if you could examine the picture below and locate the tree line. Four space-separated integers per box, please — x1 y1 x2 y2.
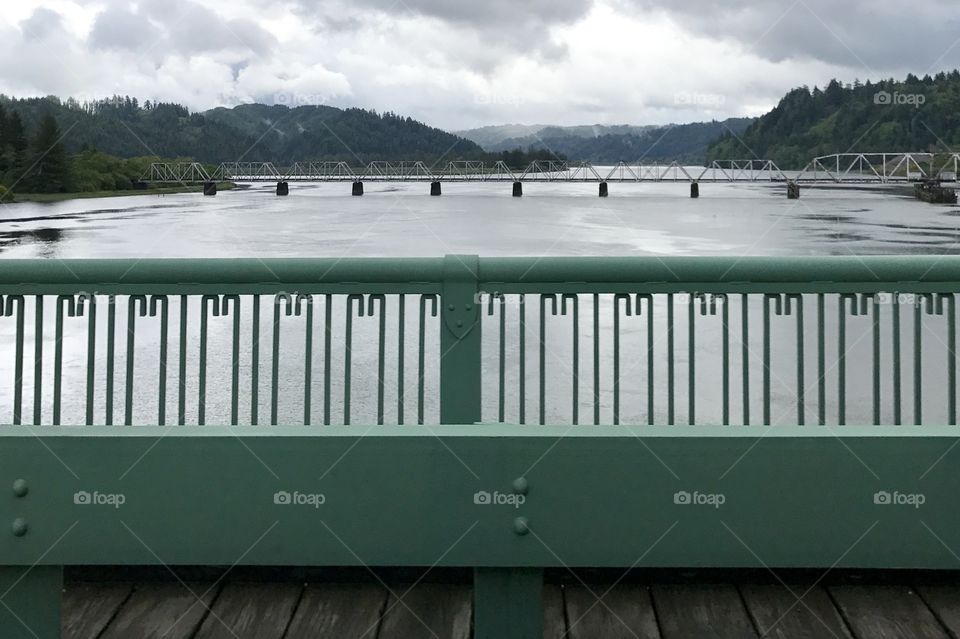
707 70 960 168
0 96 567 198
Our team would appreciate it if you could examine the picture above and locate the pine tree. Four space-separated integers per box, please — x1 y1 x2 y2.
23 113 69 193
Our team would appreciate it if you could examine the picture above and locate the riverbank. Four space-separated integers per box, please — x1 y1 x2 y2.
0 182 238 204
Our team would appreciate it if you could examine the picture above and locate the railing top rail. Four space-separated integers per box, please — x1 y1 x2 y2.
1 256 960 292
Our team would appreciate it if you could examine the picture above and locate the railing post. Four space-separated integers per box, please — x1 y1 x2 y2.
0 566 62 638
440 255 481 424
474 567 544 639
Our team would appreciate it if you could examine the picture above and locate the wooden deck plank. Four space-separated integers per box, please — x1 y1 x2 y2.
98 582 220 639
61 582 133 639
192 582 303 639
378 583 471 639
739 583 853 639
829 585 950 639
917 584 960 637
543 585 567 639
283 582 387 639
565 583 660 639
652 584 758 639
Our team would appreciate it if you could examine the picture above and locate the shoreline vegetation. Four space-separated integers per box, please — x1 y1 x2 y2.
1 182 238 204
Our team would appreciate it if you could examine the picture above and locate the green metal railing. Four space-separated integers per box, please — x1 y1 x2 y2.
3 255 960 639
1 256 959 428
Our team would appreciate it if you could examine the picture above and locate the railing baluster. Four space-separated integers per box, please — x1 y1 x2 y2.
106 295 116 426
763 294 773 425
126 296 147 425
344 294 364 426
33 295 42 425
563 295 579 425
520 293 526 425
83 295 96 425
915 296 922 425
294 295 313 426
370 294 386 425
721 294 729 425
948 294 957 425
199 295 216 426
869 294 880 425
667 293 675 425
226 295 241 426
153 296 168 426
593 293 600 425
3 296 25 425
613 294 631 426
324 294 333 426
539 295 557 426
418 294 437 425
53 296 74 425
742 293 750 425
689 294 696 425
398 294 405 425
178 295 187 425
893 293 902 425
791 295 805 426
817 293 825 425
251 295 260 426
639 294 654 426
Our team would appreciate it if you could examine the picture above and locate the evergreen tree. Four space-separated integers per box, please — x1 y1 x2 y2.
23 113 69 193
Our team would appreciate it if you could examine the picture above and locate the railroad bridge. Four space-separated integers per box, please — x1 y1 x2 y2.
140 152 960 198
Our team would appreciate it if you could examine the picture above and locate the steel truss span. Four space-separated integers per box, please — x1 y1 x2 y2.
140 154 960 184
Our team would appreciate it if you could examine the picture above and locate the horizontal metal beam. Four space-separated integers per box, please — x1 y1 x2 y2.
0 425 958 569
2 257 960 294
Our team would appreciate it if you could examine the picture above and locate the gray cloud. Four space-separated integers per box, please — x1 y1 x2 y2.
20 8 64 40
90 0 277 58
292 0 591 66
625 0 960 74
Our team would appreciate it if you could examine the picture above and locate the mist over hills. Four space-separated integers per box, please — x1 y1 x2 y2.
457 119 754 164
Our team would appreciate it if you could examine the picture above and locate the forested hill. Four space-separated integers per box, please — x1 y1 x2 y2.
0 96 484 163
707 71 960 169
469 118 754 164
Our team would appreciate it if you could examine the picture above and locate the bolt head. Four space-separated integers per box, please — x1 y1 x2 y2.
12 479 28 498
465 304 473 311
513 517 530 536
512 477 529 495
447 304 455 311
11 518 28 537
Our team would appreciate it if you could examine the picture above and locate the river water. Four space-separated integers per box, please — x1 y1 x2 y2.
0 181 958 427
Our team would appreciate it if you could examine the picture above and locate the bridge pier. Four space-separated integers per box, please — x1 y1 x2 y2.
352 181 364 196
276 181 289 196
691 182 700 198
787 182 800 199
599 182 608 197
430 181 442 196
512 182 523 197
202 181 217 196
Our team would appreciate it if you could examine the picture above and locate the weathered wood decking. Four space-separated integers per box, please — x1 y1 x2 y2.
60 569 960 638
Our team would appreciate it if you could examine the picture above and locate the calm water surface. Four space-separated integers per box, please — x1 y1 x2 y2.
0 181 957 258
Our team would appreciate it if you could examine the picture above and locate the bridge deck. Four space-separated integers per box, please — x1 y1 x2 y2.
61 568 960 638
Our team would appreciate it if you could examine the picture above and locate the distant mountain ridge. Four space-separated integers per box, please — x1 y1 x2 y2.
0 96 484 164
459 119 755 164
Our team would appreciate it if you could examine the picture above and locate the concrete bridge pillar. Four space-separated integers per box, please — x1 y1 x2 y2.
787 182 800 199
202 181 217 196
430 181 442 196
276 181 289 196
512 182 523 197
599 182 608 197
352 181 364 196
690 182 700 198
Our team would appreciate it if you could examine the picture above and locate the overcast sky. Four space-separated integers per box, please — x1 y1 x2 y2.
1 0 958 131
